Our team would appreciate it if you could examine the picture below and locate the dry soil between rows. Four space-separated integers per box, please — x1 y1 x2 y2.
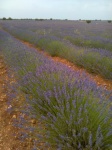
0 56 33 150
0 54 54 150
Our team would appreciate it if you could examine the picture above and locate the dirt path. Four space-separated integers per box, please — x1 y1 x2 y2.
0 54 53 150
23 41 112 91
0 56 33 150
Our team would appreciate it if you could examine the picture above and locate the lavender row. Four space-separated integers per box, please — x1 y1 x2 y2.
1 20 112 52
1 20 112 44
1 20 112 80
0 29 112 149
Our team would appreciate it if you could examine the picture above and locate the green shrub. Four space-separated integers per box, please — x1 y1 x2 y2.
108 20 111 23
3 17 6 20
86 20 91 24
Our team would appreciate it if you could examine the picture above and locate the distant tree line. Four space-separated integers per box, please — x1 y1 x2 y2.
85 20 112 24
1 17 53 21
1 17 112 23
2 17 12 20
35 18 53 21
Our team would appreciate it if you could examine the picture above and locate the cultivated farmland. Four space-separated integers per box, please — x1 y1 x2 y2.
0 20 112 150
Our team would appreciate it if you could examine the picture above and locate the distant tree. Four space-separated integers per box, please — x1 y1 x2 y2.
50 18 53 20
35 18 42 21
108 20 111 23
8 17 12 20
3 17 6 20
86 20 91 24
40 19 44 21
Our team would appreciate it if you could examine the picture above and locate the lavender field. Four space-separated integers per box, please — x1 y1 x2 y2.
0 20 112 149
1 20 112 79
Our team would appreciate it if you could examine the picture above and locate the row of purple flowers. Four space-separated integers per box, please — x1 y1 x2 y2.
0 28 112 149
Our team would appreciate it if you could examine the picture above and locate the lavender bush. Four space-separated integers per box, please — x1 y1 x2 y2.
22 62 112 149
0 28 112 149
64 36 112 51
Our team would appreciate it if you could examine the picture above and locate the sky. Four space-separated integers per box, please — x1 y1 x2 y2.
0 0 112 20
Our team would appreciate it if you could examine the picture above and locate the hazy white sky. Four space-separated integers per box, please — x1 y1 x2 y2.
0 0 112 20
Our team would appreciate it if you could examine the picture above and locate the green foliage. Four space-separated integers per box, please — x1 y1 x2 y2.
23 61 112 149
2 17 13 20
46 41 68 57
35 18 44 21
108 20 111 23
45 95 112 149
86 20 91 24
65 36 112 51
65 36 82 46
3 17 6 20
37 39 69 57
36 38 112 79
8 17 12 20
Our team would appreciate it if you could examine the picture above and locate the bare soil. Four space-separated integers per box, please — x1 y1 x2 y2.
0 55 54 150
0 56 33 150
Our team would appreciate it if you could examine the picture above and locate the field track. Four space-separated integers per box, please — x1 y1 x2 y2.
0 56 33 150
0 54 53 150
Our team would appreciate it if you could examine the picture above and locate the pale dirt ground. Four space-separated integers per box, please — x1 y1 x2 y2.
0 56 33 150
0 55 54 150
